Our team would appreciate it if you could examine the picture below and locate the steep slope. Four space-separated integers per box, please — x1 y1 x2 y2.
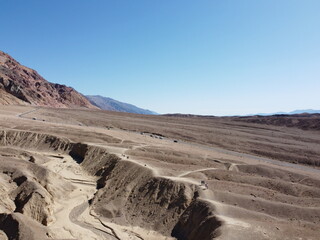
86 95 157 115
0 51 97 108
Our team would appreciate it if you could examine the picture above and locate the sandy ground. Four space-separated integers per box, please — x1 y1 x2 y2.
32 151 175 240
41 153 108 240
0 105 319 240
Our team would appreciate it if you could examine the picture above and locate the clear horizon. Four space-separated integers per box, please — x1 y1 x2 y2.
1 0 319 116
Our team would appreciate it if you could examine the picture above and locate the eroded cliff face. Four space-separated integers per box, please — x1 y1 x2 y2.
0 51 97 109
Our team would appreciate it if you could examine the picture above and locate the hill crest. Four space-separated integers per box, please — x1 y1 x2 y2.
0 51 96 109
86 95 157 115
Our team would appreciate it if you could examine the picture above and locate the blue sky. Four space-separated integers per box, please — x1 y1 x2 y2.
1 0 319 115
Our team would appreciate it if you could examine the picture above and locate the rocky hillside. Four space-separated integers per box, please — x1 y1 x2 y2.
86 95 157 115
0 51 97 108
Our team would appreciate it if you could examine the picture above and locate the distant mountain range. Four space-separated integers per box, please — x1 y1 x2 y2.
86 95 157 115
251 109 320 116
0 51 156 115
0 51 317 117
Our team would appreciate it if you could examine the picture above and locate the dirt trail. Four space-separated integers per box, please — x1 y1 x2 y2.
119 146 274 238
104 125 320 176
14 105 320 177
69 201 119 240
178 167 217 177
42 154 119 240
17 107 39 118
1 106 319 240
43 148 177 240
181 141 320 175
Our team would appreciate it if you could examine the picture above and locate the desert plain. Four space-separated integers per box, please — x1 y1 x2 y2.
0 105 319 240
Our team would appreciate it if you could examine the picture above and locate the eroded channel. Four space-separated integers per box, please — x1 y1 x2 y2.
0 129 222 240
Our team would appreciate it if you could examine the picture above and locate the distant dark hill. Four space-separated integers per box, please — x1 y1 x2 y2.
253 109 320 116
289 109 320 114
235 113 320 131
86 95 157 115
163 112 320 131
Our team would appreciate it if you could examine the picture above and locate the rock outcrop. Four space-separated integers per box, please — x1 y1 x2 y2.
0 51 97 108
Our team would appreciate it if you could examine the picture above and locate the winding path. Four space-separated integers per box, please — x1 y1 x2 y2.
69 201 119 240
17 107 39 118
178 167 217 177
44 154 120 240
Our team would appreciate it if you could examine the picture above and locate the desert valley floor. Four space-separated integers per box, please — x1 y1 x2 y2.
0 106 319 240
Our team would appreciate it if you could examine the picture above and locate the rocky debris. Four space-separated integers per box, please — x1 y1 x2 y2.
0 51 97 109
0 213 48 240
91 159 203 237
10 179 53 226
0 180 15 214
172 200 222 240
235 114 320 131
0 128 223 239
0 230 8 240
0 153 74 229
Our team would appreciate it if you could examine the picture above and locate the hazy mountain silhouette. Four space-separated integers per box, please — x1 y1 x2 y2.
86 95 157 115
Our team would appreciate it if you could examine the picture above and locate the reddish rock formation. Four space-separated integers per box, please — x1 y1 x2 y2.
0 51 97 109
